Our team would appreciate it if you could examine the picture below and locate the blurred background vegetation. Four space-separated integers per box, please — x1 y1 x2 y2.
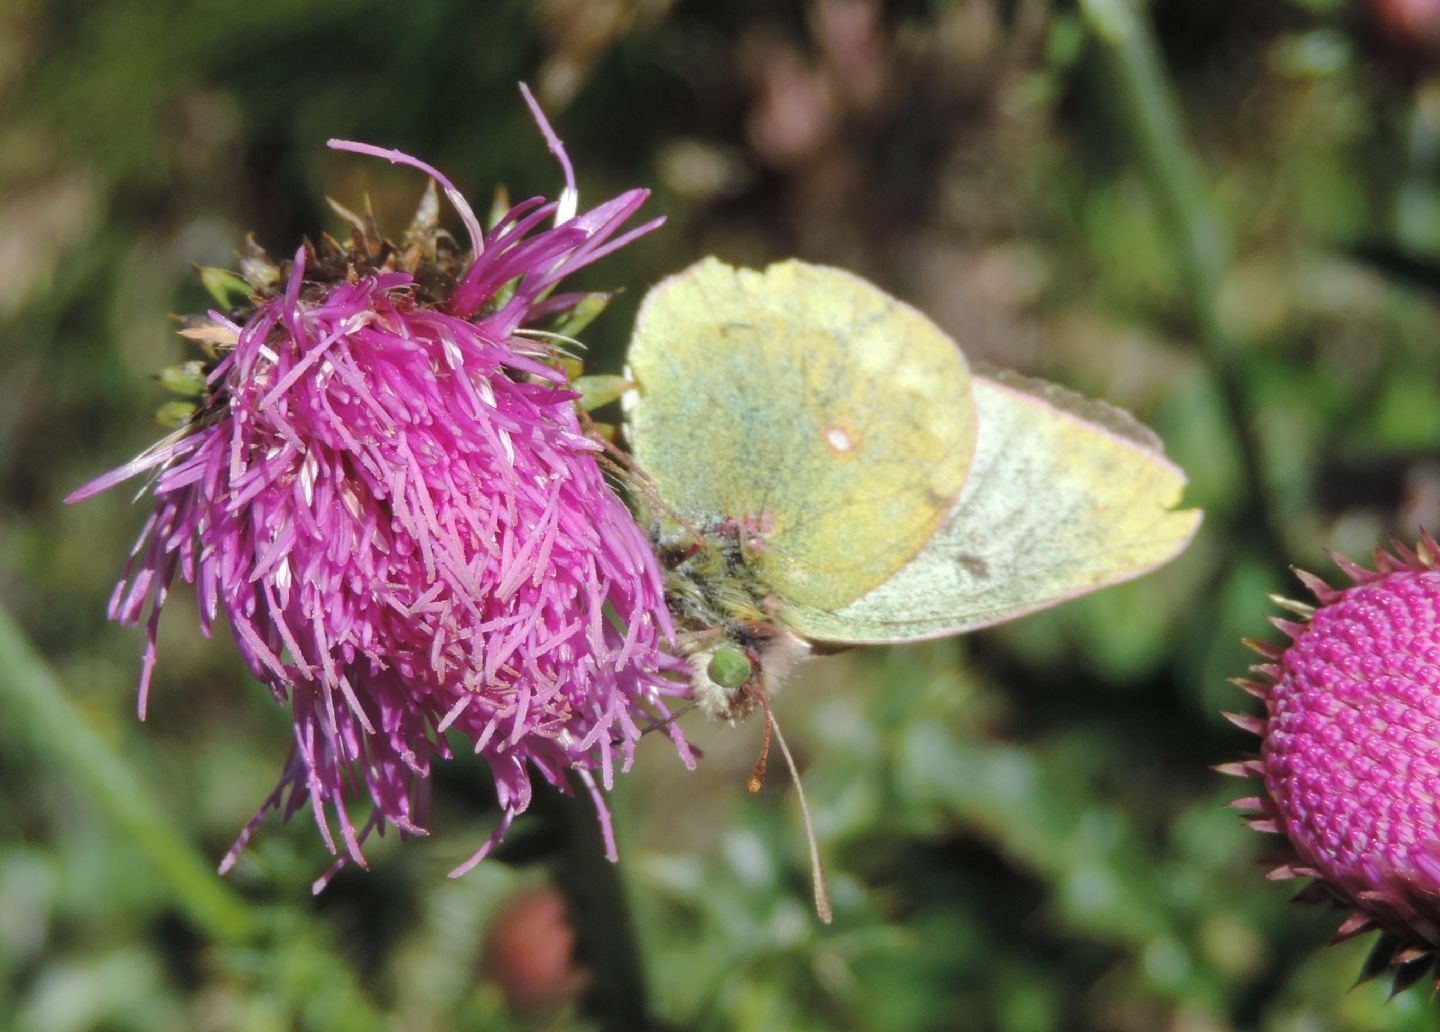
4 0 1440 1028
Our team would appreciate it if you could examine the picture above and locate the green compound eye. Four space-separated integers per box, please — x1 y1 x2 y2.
706 646 753 690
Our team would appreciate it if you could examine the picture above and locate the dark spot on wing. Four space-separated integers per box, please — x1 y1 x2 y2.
957 554 989 578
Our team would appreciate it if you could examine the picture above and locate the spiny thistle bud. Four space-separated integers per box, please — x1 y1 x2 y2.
69 92 692 888
1224 532 1440 994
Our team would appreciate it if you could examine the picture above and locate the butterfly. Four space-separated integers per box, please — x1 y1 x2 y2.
619 257 1201 919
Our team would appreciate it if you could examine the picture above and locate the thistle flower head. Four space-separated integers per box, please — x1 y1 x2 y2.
1225 533 1440 994
70 96 691 886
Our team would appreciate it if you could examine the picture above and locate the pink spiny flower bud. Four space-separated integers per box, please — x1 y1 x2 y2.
69 99 691 888
1225 533 1440 994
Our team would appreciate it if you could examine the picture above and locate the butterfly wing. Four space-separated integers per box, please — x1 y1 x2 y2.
625 258 977 611
782 370 1202 644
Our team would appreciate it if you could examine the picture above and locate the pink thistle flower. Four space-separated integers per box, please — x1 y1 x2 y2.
1224 533 1440 994
69 93 691 888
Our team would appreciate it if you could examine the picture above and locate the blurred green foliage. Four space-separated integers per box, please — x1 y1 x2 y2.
4 0 1440 1029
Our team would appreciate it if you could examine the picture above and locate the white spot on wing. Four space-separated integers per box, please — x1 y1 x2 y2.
824 425 855 454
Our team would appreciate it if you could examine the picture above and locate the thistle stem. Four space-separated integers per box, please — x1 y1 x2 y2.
550 780 657 1032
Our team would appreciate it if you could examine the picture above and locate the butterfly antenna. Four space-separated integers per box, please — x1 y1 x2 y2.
747 691 773 793
643 702 696 736
767 707 833 924
608 702 700 749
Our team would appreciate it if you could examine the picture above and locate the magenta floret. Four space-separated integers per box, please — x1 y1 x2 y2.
1228 535 1440 990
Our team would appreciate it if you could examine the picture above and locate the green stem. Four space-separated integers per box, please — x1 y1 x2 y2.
1080 0 1286 558
549 780 658 1032
0 604 259 942
1081 0 1227 335
0 605 404 1026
